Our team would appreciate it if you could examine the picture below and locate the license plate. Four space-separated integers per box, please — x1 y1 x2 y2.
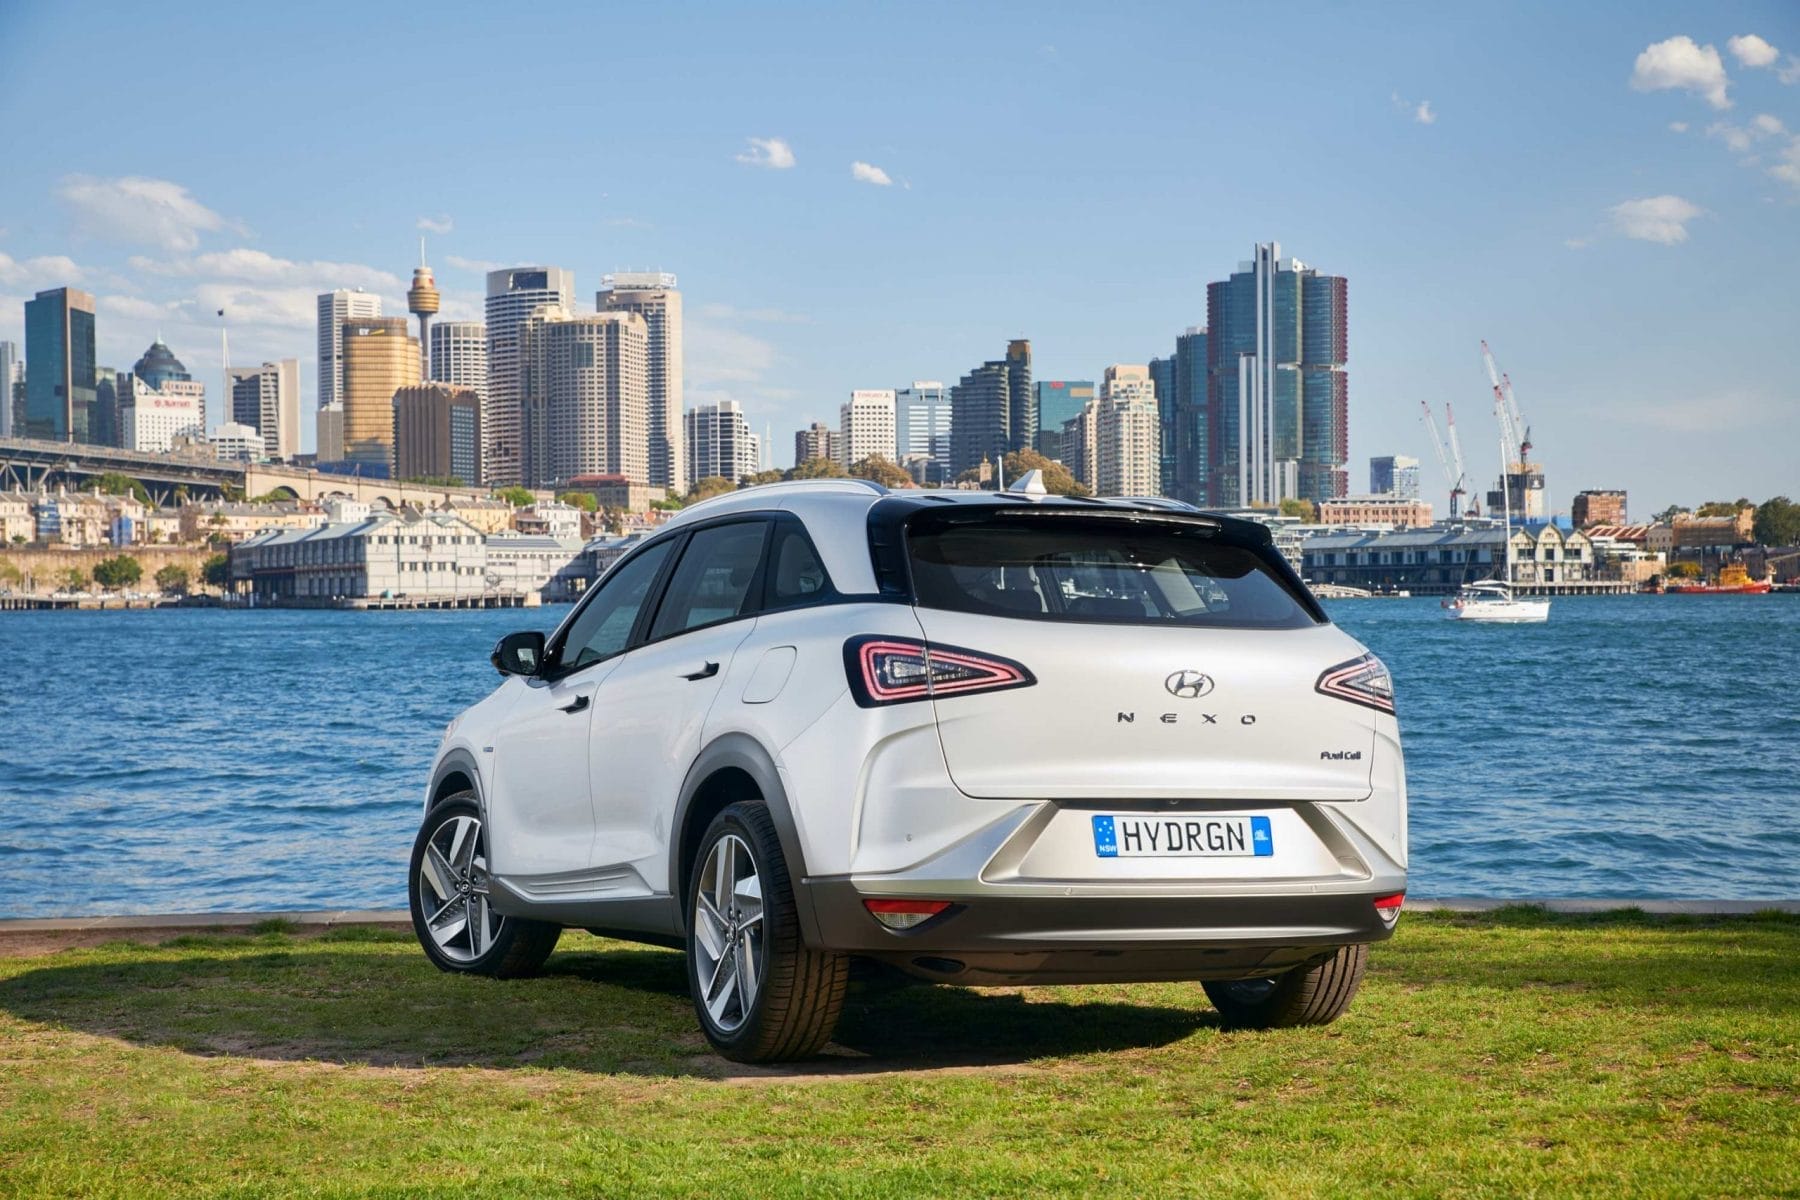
1092 814 1273 858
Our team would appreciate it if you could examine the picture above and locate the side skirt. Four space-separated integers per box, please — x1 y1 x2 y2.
488 876 683 942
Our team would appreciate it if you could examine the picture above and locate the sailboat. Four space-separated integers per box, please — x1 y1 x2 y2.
1444 395 1550 623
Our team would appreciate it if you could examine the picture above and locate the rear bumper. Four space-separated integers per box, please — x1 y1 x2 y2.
798 881 1400 985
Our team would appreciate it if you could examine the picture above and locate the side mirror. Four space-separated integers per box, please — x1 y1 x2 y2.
491 631 546 677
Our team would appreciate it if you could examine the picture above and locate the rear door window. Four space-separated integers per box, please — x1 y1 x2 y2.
648 520 770 640
906 511 1320 630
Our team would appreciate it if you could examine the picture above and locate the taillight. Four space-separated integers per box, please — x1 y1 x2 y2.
863 898 953 930
1316 653 1395 714
844 636 1035 707
1372 891 1405 925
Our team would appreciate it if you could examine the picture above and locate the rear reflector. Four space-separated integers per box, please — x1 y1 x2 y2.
1372 892 1405 925
863 898 952 931
844 636 1035 707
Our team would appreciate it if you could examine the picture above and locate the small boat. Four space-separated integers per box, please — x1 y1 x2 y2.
1443 579 1551 623
1667 564 1773 595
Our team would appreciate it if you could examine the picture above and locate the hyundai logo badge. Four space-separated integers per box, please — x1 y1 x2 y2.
1164 670 1215 699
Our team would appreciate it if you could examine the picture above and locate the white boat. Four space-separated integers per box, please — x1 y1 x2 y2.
1444 388 1550 624
1444 579 1550 623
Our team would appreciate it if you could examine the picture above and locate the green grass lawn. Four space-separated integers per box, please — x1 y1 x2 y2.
0 909 1795 1198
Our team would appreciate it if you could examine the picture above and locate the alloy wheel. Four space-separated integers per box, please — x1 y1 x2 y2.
692 832 766 1033
416 812 505 963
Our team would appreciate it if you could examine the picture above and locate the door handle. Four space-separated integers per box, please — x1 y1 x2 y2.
682 661 720 681
560 694 590 714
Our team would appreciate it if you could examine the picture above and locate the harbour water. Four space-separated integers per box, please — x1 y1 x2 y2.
1 596 1795 918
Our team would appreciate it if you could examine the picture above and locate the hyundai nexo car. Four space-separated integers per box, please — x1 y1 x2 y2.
410 477 1406 1062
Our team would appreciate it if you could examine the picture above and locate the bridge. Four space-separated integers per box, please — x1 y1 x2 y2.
0 436 488 509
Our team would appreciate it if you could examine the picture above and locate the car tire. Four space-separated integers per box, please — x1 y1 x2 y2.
1202 943 1368 1028
409 793 560 979
686 800 848 1062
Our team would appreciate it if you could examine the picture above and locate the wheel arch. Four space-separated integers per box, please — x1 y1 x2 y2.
671 733 820 944
428 748 484 816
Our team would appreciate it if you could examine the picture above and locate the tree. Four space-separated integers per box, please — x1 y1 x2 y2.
247 490 297 504
1001 448 1090 498
850 455 914 488
201 553 230 588
741 469 785 487
62 567 89 592
1278 497 1318 521
496 486 535 508
93 556 143 589
154 563 190 595
1651 504 1685 525
1754 496 1800 548
1666 562 1702 579
1695 499 1747 518
650 497 685 511
788 456 848 481
685 475 736 504
558 491 599 513
92 472 150 504
403 475 466 487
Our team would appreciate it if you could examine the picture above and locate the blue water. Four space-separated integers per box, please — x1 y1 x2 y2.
1 597 1796 918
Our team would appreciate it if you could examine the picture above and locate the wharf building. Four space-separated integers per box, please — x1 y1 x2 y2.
597 273 684 494
231 508 489 604
1094 365 1161 498
686 399 762 484
949 339 1032 477
839 389 897 468
1301 525 1627 595
794 421 840 467
392 383 483 486
340 318 420 475
485 267 576 487
1206 243 1348 507
1033 380 1094 464
227 359 300 461
519 306 648 488
23 287 97 444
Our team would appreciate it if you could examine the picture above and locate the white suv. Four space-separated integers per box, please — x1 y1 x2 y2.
410 478 1407 1062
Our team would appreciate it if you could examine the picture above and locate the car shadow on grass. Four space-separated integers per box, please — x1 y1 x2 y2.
0 934 1214 1077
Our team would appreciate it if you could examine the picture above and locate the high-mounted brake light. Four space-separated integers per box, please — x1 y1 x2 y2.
844 636 1035 707
1372 891 1405 925
1315 654 1396 714
863 898 953 931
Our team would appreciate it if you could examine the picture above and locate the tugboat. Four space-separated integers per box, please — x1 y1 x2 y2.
1667 563 1773 595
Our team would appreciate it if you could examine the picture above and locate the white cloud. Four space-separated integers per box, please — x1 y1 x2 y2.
1669 121 1689 133
698 303 810 324
1780 56 1800 85
1752 113 1787 136
445 254 504 274
57 175 233 251
128 248 399 292
1770 138 1800 188
100 295 183 322
416 214 454 235
736 137 796 169
1608 195 1706 244
1413 100 1436 125
1707 121 1755 151
851 160 894 186
1389 92 1435 124
1631 36 1732 110
1727 34 1779 69
0 252 84 289
688 322 779 386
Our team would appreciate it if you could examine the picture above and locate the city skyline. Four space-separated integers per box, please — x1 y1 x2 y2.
2 3 1797 512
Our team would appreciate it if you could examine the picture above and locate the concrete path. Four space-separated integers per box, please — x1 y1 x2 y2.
1 897 1796 934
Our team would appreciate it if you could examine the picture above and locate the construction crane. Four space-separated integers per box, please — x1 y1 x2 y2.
1480 339 1532 471
1420 400 1469 518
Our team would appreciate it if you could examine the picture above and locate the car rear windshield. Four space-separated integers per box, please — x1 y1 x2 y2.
905 510 1322 630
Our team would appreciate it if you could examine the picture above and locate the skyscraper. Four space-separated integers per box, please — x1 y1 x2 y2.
316 289 382 411
1169 328 1209 506
1033 380 1095 462
894 381 952 479
949 339 1031 477
429 321 487 404
1148 356 1175 497
794 421 838 467
0 341 18 437
597 272 684 494
686 400 761 485
1095 365 1160 498
1369 454 1421 499
406 255 440 381
486 267 575 487
340 317 419 473
839 389 897 467
519 306 647 486
92 367 120 448
120 339 205 452
228 359 301 460
393 383 483 485
1206 242 1348 507
23 287 97 443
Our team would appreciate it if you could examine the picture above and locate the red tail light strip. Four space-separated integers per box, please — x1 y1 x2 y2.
844 636 1036 707
1315 654 1396 714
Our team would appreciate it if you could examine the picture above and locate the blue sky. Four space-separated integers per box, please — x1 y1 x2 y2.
1 0 1796 513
